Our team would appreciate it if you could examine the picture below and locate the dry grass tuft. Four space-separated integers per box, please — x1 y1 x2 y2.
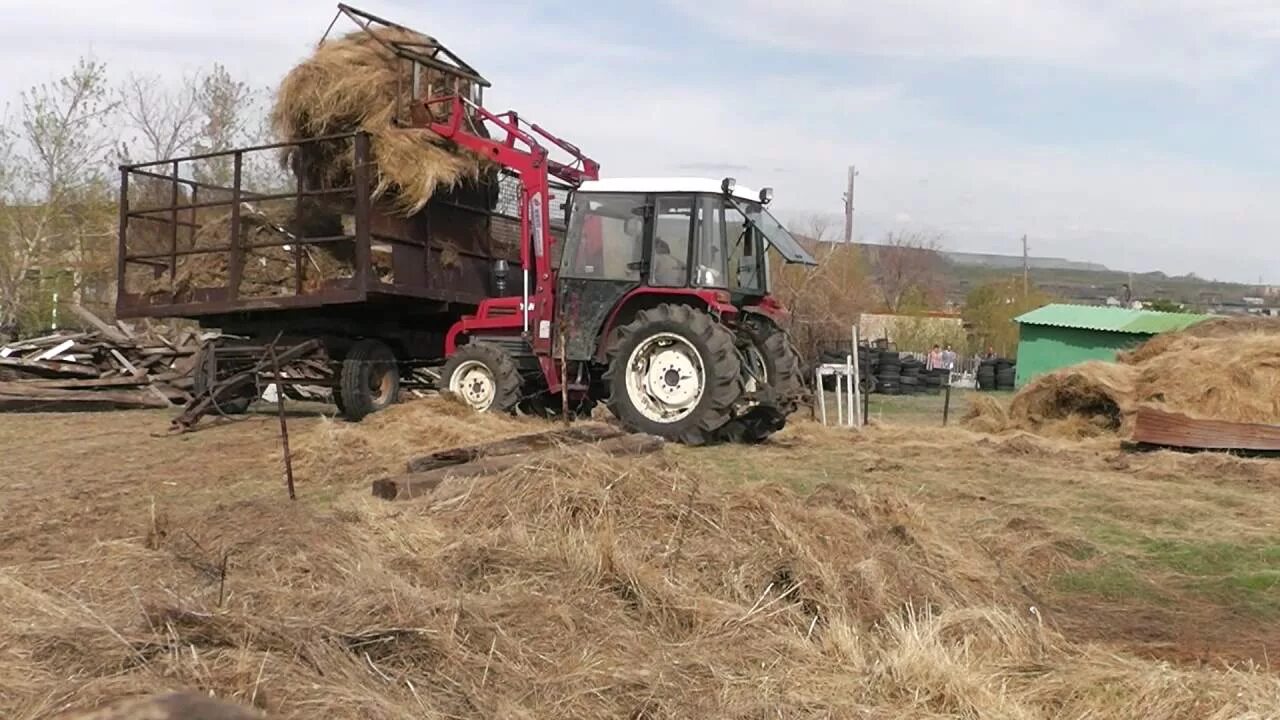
271 29 485 215
292 396 546 484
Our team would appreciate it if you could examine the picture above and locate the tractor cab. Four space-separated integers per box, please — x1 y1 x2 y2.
559 178 816 305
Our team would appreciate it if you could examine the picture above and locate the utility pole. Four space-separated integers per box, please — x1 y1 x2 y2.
842 166 858 244
1021 234 1029 297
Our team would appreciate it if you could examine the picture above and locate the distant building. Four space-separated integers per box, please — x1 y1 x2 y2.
1013 304 1214 387
1243 296 1266 306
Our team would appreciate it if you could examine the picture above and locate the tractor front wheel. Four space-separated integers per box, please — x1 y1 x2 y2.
441 342 522 414
605 304 743 445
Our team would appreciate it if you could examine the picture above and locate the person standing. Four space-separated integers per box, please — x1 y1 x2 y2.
927 344 943 371
942 344 956 371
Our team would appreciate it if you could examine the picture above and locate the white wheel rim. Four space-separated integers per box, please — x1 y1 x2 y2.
625 332 706 423
450 360 497 411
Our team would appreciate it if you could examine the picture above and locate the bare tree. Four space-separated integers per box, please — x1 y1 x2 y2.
0 58 118 329
119 72 203 163
868 231 945 312
801 213 836 244
194 64 257 187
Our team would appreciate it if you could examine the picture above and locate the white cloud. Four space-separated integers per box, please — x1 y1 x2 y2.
669 0 1280 84
0 0 1274 282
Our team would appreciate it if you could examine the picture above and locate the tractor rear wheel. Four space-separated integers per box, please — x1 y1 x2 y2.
725 316 806 443
605 304 743 445
339 339 400 421
441 342 522 414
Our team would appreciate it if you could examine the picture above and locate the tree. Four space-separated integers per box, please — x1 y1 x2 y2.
867 231 945 312
0 58 118 331
118 72 203 163
193 64 257 187
771 233 873 367
963 277 1052 358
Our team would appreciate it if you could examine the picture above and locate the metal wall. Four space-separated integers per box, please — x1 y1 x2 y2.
1014 325 1149 386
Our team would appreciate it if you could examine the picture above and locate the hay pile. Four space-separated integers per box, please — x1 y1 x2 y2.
8 444 1280 719
272 28 485 215
292 396 543 484
970 318 1280 438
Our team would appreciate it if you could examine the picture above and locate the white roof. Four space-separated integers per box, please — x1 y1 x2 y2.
577 177 761 203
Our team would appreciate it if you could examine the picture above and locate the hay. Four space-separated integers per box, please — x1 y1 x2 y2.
291 396 546 485
962 394 1012 434
994 323 1280 438
6 448 1280 719
272 28 484 215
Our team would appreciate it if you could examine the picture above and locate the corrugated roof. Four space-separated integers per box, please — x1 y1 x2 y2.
1014 304 1214 334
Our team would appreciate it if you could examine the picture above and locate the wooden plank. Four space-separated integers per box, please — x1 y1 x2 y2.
375 433 665 501
405 423 624 472
0 357 101 379
109 349 142 376
34 339 75 361
0 387 171 411
70 305 133 346
0 377 148 390
1132 406 1280 453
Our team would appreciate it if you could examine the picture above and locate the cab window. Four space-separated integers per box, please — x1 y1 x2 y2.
561 193 646 281
651 195 693 287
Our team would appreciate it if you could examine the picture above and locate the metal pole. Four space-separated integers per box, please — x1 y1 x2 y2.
863 382 870 427
943 382 952 426
269 343 296 501
834 365 844 426
816 367 827 425
851 325 863 427
845 354 854 428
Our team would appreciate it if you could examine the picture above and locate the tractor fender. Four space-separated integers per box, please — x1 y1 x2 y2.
592 288 737 363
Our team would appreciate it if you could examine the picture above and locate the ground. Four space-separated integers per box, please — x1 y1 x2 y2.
3 394 1279 717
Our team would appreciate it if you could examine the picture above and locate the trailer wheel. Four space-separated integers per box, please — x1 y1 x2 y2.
605 304 743 445
339 339 400 421
441 342 522 414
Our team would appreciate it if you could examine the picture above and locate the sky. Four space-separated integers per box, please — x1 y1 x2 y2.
0 0 1277 283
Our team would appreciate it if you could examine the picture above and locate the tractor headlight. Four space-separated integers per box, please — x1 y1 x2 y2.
759 187 774 205
721 177 737 195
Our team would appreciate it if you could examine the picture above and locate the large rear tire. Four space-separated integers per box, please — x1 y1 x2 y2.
726 316 806 443
605 304 743 445
339 339 400 421
441 342 522 414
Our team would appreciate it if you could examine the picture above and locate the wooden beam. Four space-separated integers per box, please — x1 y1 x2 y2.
405 423 624 472
70 305 134 346
1132 406 1280 453
0 387 172 410
0 357 101 379
374 433 664 501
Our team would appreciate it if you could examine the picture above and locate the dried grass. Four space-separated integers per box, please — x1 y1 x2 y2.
992 322 1280 438
271 28 485 215
291 396 546 485
7 446 1280 719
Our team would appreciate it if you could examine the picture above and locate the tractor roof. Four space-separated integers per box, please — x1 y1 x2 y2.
578 177 763 203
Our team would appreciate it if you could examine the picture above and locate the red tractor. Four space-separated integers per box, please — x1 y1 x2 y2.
429 96 818 444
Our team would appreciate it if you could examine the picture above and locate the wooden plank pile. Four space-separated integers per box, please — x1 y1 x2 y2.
0 306 199 412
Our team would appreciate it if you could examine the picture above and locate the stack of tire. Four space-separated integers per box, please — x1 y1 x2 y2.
923 367 947 394
818 347 876 393
877 350 901 395
977 357 1017 392
899 356 923 395
995 358 1016 391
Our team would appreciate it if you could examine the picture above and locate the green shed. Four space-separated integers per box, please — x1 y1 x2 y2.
1013 304 1213 387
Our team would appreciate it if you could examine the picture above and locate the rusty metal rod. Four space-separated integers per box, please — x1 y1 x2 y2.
268 342 297 501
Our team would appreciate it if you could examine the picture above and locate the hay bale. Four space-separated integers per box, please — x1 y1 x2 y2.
272 28 484 215
962 394 1012 434
994 326 1280 439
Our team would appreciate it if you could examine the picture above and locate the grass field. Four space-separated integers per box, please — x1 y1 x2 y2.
3 399 1280 718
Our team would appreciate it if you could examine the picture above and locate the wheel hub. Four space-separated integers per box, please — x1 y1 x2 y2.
625 333 706 424
450 361 496 411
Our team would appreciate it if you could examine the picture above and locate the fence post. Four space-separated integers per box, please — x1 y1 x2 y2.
943 383 952 426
